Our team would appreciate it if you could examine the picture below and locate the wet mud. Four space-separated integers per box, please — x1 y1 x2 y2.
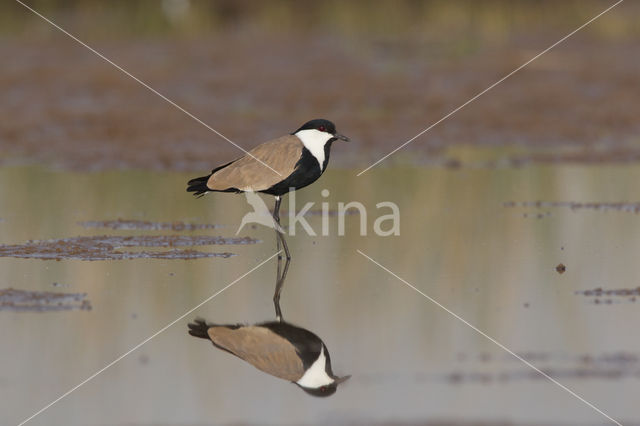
575 287 640 305
0 288 91 312
445 351 640 385
504 201 640 214
283 209 360 217
2 24 640 171
0 235 258 260
78 219 223 231
521 211 551 220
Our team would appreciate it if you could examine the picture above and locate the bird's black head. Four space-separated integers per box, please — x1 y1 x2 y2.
296 374 351 398
300 382 338 397
294 119 336 135
293 119 349 142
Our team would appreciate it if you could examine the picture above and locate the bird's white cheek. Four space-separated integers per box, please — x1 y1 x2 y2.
296 347 334 387
294 129 332 171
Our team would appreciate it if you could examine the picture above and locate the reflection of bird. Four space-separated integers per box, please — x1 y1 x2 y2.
188 319 350 396
235 191 283 235
187 119 349 259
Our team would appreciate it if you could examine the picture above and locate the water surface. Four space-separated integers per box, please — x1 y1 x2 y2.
1 164 639 425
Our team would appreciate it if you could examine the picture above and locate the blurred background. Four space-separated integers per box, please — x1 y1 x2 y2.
2 1 640 425
1 0 639 170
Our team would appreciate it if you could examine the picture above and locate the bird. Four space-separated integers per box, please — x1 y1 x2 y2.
187 119 349 259
188 318 350 396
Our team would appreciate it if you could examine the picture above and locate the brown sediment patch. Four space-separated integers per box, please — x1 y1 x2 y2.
0 288 91 312
444 351 640 384
504 201 640 214
459 351 640 365
575 286 640 304
444 367 634 384
0 235 258 260
283 209 360 217
78 219 223 231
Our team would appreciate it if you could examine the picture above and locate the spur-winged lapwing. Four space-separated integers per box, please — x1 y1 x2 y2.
187 119 349 259
188 319 350 396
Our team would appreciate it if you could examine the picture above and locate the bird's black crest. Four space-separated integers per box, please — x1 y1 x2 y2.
292 119 336 135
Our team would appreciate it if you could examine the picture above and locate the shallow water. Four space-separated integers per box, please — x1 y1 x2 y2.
2 164 640 425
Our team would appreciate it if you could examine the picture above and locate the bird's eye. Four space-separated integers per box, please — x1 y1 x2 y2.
318 125 326 132
320 386 327 392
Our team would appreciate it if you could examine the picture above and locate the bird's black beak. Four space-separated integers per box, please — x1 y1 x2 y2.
334 374 351 384
333 133 350 142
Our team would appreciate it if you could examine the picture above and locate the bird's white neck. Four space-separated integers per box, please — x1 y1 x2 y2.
295 129 333 171
296 346 334 388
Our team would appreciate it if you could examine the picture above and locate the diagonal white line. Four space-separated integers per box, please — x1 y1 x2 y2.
357 249 622 426
17 251 280 426
14 0 282 177
357 0 624 176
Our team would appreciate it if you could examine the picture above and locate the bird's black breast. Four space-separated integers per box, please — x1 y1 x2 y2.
259 321 324 370
261 147 327 196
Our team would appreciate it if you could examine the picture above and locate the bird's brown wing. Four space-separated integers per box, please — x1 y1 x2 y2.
208 325 305 381
206 135 303 192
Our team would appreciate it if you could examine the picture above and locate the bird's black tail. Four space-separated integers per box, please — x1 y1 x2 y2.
187 174 212 198
187 319 213 340
188 319 244 338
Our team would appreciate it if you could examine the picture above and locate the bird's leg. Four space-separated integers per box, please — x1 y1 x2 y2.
273 255 291 322
274 196 282 260
278 228 291 260
272 196 291 260
275 199 282 309
272 195 291 322
276 247 282 287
